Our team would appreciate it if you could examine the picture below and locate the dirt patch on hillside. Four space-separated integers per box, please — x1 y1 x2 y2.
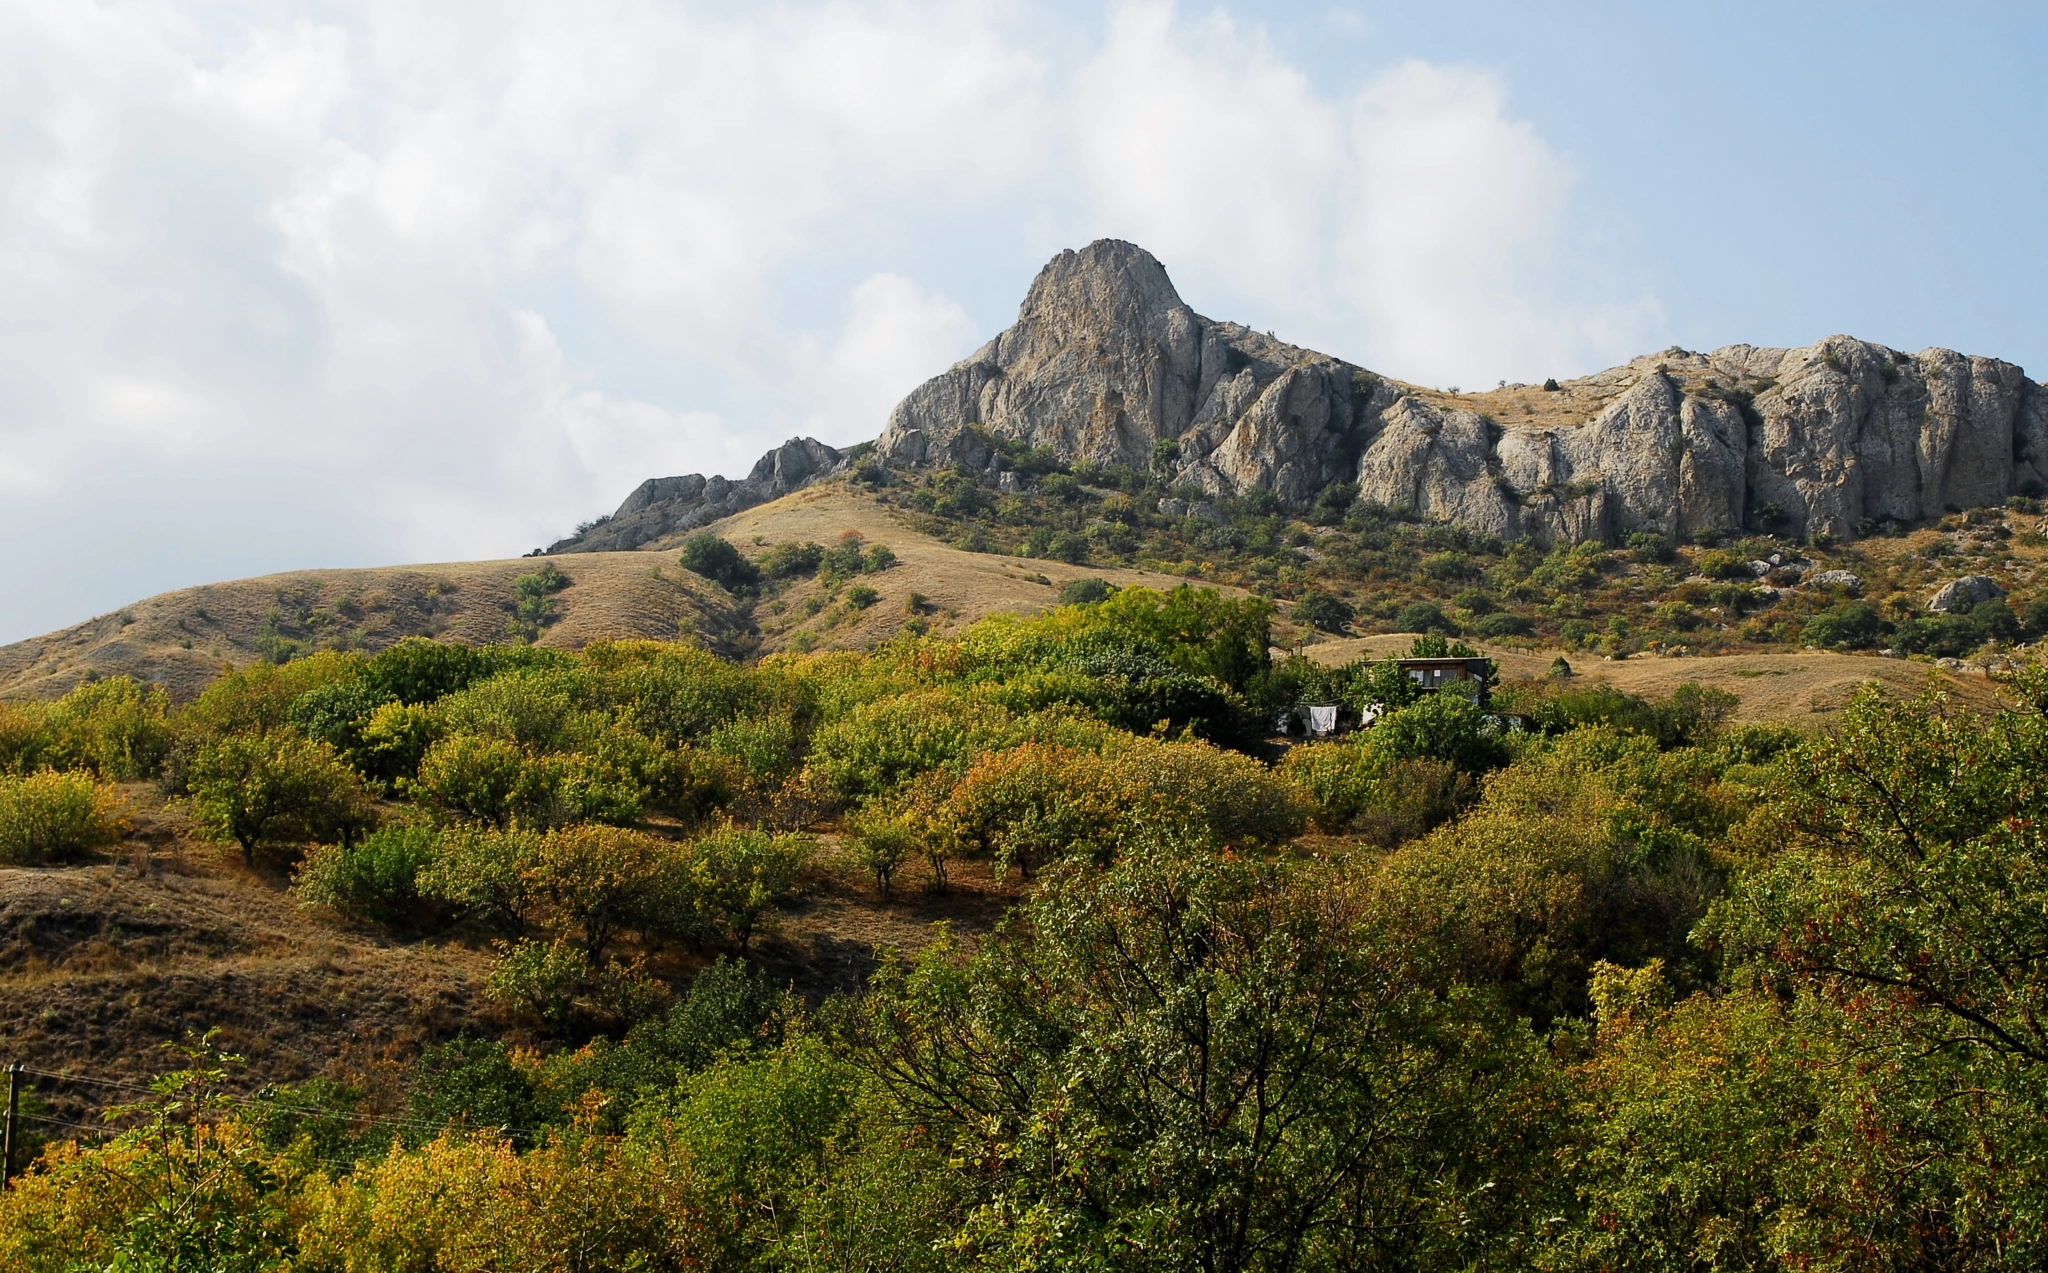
0 787 494 1127
757 837 1019 998
0 784 1017 1133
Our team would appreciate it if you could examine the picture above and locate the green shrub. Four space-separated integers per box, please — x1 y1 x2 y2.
0 770 127 865
1503 681 1737 749
416 823 541 931
1374 691 1509 774
806 691 1014 803
1420 550 1476 581
41 677 173 779
411 733 644 828
847 806 918 898
1056 577 1113 606
844 585 879 610
1626 532 1676 563
703 712 804 787
507 564 572 643
1475 612 1534 638
679 534 760 592
821 532 870 582
404 1037 540 1147
1396 601 1456 635
1800 601 1882 650
1280 740 1388 833
292 823 442 926
1971 599 2021 644
758 541 826 579
2024 596 2048 638
411 734 531 826
0 702 49 776
690 823 815 953
1697 550 1749 580
1892 613 1984 658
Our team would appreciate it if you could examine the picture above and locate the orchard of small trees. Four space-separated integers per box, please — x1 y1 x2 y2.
4 587 2048 1271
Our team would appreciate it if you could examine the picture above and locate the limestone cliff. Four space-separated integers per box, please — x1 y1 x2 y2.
556 239 2048 552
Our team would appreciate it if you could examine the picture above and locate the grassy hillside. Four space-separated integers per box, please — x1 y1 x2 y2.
0 555 748 703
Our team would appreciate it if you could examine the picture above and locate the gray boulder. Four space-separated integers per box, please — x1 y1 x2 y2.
1928 575 2006 613
1805 570 1864 590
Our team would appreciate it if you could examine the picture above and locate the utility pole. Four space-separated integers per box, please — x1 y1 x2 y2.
2 1062 19 1188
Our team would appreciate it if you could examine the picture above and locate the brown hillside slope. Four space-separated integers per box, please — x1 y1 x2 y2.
0 484 1207 701
0 480 2017 725
0 555 750 702
696 484 1226 655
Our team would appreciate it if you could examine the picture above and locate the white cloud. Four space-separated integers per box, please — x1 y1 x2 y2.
1069 2 1659 386
809 274 981 440
0 0 1657 643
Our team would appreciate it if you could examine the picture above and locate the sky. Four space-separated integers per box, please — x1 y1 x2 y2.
4 0 2046 644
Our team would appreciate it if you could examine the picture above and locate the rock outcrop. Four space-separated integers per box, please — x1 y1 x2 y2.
1929 575 2006 613
548 437 843 553
876 240 1374 504
559 239 2048 551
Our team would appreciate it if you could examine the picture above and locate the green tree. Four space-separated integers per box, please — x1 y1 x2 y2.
691 823 815 953
859 838 1561 1271
506 564 572 643
185 734 374 867
1095 585 1273 691
1292 591 1354 634
0 770 128 865
41 676 173 779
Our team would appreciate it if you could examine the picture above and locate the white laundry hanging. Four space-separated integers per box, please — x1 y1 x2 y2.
1306 705 1338 735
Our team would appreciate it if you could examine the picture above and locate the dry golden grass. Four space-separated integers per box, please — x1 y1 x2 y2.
0 553 747 702
0 785 496 1123
698 485 1229 654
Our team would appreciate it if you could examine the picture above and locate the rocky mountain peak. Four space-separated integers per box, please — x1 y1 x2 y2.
549 241 2048 555
875 238 1371 502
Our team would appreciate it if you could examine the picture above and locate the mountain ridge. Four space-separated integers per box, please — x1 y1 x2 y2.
547 239 2048 554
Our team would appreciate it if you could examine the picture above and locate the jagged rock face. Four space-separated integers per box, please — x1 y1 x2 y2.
548 437 841 553
1350 341 2045 545
560 240 2047 552
877 240 1369 503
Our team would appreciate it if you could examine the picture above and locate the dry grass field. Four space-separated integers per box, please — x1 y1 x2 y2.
0 555 748 702
0 486 1220 701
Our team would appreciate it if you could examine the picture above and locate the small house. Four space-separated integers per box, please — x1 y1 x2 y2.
1395 657 1492 705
